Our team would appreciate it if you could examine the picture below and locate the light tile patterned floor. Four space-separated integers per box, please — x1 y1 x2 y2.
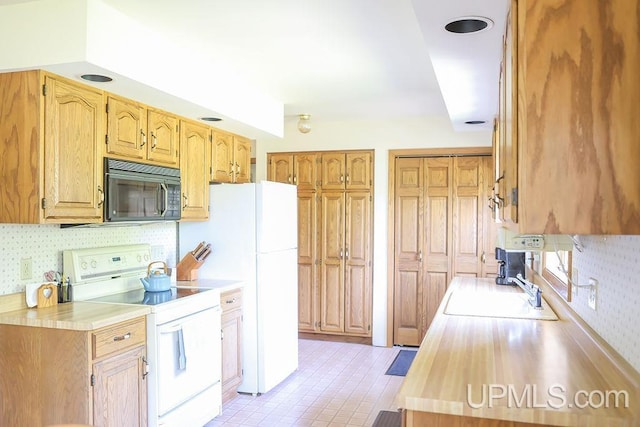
205 339 407 426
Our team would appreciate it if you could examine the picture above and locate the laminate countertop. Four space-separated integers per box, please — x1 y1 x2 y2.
396 276 640 427
175 278 245 293
0 302 150 331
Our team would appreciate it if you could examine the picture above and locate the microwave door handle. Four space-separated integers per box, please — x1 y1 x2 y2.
159 182 168 217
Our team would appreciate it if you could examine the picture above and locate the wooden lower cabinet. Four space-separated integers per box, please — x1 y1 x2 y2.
221 288 243 403
0 317 147 427
297 191 319 332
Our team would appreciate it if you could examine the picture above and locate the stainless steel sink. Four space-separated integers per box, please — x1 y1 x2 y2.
443 290 558 320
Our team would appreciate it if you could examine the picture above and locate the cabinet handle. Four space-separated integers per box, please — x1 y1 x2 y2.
151 132 157 149
345 248 349 259
487 196 496 210
340 248 344 259
288 174 292 183
113 332 131 342
225 298 236 304
97 186 104 207
235 162 240 174
182 193 188 208
229 162 235 176
340 175 344 183
481 252 486 263
293 175 297 184
142 356 149 379
140 129 146 147
346 174 350 183
418 250 423 262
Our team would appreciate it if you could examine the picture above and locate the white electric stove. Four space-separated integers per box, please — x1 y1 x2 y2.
63 244 222 427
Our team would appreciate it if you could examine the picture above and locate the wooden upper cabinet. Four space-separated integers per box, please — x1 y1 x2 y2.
268 153 318 190
268 154 294 184
106 96 179 168
211 130 251 183
180 119 210 221
0 70 104 224
106 96 146 161
321 151 372 190
233 135 251 184
501 0 640 234
147 109 179 167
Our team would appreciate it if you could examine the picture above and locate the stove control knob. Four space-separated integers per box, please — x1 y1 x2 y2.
144 254 150 262
81 261 88 270
137 254 142 263
91 260 97 269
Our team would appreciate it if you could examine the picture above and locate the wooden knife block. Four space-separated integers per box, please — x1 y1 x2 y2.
176 253 204 281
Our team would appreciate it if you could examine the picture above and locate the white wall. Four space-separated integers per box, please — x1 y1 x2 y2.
255 115 492 346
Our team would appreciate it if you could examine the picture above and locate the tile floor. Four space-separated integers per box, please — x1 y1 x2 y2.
205 339 410 426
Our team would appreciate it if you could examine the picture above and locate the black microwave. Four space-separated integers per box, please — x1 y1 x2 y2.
104 158 181 222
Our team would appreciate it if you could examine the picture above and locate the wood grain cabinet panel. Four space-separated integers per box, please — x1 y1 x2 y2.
0 317 147 427
497 0 640 234
297 191 318 332
268 153 318 190
221 289 243 403
106 96 179 168
210 130 251 184
393 156 492 346
180 119 211 221
0 70 104 224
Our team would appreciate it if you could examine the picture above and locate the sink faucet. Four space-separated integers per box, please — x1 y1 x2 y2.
508 274 543 309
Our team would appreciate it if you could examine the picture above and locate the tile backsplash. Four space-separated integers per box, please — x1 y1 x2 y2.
0 223 177 295
569 235 640 373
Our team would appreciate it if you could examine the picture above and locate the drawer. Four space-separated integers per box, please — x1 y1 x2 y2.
92 317 146 359
221 289 242 313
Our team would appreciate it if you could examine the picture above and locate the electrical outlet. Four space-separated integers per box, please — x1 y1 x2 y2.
588 277 598 310
20 258 32 280
571 267 578 297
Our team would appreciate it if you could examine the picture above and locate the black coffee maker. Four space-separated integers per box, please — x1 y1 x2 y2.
495 247 526 285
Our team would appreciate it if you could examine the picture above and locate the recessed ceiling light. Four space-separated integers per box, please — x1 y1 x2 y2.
445 17 494 34
80 74 112 83
201 117 222 122
465 120 486 125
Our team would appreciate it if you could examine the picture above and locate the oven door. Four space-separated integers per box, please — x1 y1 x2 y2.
155 307 222 417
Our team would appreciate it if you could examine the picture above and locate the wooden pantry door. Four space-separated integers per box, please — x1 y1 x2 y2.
393 155 488 346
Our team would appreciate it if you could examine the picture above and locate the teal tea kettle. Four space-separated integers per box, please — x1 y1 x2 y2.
140 261 172 292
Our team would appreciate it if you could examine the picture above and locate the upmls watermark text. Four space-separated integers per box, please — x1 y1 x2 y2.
467 384 629 410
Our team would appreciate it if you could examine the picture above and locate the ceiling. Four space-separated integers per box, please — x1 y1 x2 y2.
0 0 508 135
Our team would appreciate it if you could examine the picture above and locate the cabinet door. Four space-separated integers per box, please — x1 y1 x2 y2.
233 136 251 183
345 152 372 190
319 191 345 333
221 308 243 403
268 153 294 184
93 345 147 427
106 96 146 160
180 120 210 221
147 109 179 167
320 153 346 190
43 75 103 222
344 191 371 336
503 2 518 223
297 191 318 332
393 158 425 346
482 156 500 278
451 157 483 277
211 130 234 183
294 153 318 190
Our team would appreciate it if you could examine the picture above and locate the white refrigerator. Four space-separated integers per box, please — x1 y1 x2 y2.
178 181 299 395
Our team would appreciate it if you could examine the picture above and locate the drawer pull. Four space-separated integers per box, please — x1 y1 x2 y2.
225 298 236 304
113 332 131 342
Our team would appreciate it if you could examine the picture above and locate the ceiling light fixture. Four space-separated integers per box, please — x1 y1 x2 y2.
201 117 222 122
465 120 486 125
80 74 113 83
445 16 494 34
297 114 311 134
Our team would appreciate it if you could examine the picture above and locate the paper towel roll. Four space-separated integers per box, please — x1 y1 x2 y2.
25 283 40 308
